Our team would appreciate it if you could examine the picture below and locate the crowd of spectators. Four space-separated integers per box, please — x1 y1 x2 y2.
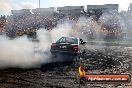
0 11 83 38
4 15 57 31
0 9 126 41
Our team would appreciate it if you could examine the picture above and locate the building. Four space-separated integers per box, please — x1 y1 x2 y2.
87 4 118 12
57 6 85 17
32 7 55 17
11 9 31 15
11 9 32 20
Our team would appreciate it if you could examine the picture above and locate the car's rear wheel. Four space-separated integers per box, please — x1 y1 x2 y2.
51 53 57 59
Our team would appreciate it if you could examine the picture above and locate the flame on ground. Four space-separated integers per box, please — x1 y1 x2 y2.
78 66 86 76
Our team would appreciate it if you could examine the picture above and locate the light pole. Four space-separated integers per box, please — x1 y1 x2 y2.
39 0 40 8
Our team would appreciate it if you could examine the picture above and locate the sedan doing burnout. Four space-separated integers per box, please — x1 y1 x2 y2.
50 37 86 56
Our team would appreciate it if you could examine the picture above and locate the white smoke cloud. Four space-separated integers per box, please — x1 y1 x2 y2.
0 0 12 15
0 30 52 68
50 21 73 43
18 2 37 9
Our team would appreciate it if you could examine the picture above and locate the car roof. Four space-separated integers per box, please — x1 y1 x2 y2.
59 37 79 44
61 37 79 39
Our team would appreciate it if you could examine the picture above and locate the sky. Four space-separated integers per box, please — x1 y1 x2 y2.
0 0 132 15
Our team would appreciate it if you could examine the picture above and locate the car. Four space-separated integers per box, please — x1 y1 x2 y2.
50 37 86 59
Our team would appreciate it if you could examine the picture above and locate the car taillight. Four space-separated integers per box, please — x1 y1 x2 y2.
72 45 78 48
71 45 78 52
51 43 56 48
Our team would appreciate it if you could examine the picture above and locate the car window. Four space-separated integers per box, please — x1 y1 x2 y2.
67 38 78 44
56 37 78 44
56 37 66 43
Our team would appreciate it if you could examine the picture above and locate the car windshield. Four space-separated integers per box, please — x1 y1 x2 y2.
56 37 78 44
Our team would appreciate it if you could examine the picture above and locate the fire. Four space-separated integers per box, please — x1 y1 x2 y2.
78 66 86 76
